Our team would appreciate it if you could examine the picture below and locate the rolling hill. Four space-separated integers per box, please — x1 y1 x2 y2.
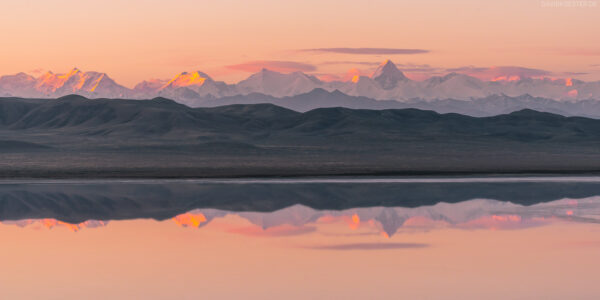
1 95 600 177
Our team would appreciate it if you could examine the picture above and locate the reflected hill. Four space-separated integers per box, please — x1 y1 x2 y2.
2 178 600 224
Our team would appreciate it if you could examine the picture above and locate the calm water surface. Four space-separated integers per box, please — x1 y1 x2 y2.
0 177 599 299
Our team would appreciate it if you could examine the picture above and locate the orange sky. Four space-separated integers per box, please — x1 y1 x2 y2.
1 0 599 87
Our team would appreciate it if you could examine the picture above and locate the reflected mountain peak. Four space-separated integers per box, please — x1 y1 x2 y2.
1 219 108 231
1 179 600 237
172 212 208 228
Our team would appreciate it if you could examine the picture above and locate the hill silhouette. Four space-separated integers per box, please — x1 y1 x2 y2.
1 95 600 177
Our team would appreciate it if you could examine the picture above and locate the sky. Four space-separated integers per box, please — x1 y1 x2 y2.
1 0 599 87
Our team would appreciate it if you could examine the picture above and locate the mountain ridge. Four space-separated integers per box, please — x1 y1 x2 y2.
195 88 600 118
0 94 599 139
2 60 598 104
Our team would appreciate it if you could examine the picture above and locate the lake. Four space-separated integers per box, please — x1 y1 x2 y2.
0 177 599 299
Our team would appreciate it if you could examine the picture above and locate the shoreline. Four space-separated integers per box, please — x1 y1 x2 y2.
1 169 600 180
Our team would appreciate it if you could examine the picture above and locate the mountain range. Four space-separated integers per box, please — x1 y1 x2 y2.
2 60 599 105
196 89 600 118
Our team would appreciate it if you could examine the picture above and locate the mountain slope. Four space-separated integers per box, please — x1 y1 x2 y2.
2 95 600 142
2 96 600 177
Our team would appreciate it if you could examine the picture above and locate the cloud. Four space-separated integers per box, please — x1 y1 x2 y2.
399 67 438 72
447 66 553 81
319 61 381 66
316 63 566 82
319 231 381 237
400 66 446 80
311 67 370 82
316 62 445 82
312 73 344 82
564 240 600 248
394 63 442 74
226 224 317 237
302 48 429 55
397 62 432 67
562 71 589 76
560 49 600 56
305 242 429 250
226 60 317 73
446 66 487 73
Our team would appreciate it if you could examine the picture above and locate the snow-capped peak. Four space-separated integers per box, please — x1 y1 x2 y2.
371 59 409 89
236 69 323 97
160 71 213 90
67 67 81 75
29 68 128 97
133 79 169 93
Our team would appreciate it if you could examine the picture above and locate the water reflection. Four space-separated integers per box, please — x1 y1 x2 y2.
3 177 600 223
3 197 599 238
1 219 109 231
2 178 600 299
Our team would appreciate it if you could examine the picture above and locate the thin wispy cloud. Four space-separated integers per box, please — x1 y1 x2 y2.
311 73 344 82
562 71 589 76
390 63 440 72
400 67 439 72
397 63 432 67
305 242 429 250
560 49 600 56
447 66 552 80
319 61 381 66
226 60 317 73
396 64 444 80
226 225 317 237
303 48 429 55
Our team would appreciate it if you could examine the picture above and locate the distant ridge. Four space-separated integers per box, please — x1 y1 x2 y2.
7 89 600 119
195 89 600 118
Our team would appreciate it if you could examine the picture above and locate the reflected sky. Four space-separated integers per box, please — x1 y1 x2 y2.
3 197 598 237
1 179 600 299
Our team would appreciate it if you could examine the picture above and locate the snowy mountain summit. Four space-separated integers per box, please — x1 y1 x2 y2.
371 60 410 90
1 60 599 104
